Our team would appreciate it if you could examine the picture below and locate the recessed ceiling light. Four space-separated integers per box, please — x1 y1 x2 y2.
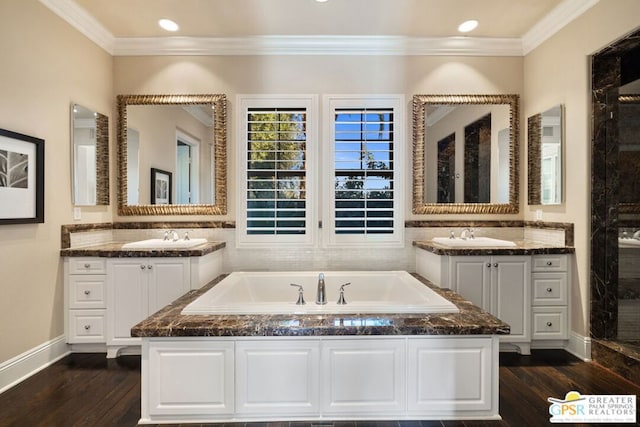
458 20 479 33
158 18 179 32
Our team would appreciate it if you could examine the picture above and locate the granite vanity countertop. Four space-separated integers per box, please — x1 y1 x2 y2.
131 274 510 337
59 241 225 257
413 240 575 256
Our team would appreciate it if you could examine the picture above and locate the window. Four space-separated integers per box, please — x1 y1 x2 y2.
324 95 404 247
237 95 317 247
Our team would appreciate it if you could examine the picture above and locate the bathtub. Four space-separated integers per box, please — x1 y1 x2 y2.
181 270 459 315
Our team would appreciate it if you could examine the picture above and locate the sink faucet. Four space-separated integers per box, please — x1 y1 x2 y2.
316 273 326 305
163 229 179 241
460 228 474 240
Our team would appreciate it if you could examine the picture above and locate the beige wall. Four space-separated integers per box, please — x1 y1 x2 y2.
523 0 640 336
0 0 113 363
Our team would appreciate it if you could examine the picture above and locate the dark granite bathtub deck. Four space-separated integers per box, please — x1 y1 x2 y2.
131 274 510 338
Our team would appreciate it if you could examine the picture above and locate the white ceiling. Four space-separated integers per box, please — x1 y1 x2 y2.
41 0 600 56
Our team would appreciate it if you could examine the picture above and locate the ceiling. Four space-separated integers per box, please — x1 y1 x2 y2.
41 0 600 55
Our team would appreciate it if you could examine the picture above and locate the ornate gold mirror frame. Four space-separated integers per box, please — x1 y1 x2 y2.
412 94 519 214
117 94 227 215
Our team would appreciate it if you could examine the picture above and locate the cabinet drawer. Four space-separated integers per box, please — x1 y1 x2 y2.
69 276 106 308
68 258 107 275
532 255 567 272
532 307 568 340
68 309 106 343
532 273 567 306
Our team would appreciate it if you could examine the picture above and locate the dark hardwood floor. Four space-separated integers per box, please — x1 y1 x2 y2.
0 350 638 427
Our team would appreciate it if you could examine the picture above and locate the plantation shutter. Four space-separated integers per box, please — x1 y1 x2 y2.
246 108 307 235
333 108 395 235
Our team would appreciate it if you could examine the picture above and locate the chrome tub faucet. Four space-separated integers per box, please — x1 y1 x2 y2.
316 273 326 305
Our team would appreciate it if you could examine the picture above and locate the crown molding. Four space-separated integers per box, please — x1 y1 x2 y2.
41 0 597 57
522 0 600 55
39 0 115 53
112 35 523 56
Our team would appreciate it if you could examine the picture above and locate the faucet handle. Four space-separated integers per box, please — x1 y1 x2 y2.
184 230 190 240
449 230 455 239
290 284 306 305
337 282 351 305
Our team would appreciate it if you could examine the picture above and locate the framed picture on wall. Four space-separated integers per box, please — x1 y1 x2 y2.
0 128 45 224
150 167 172 205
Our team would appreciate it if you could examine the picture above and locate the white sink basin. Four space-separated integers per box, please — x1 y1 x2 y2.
619 238 640 248
432 237 517 248
122 238 208 249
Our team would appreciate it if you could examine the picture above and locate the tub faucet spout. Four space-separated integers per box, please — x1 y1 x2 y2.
316 273 327 305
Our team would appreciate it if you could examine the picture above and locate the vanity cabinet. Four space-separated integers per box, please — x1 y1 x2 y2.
64 257 107 344
107 258 189 354
416 249 571 352
448 256 531 353
63 249 223 357
531 255 569 341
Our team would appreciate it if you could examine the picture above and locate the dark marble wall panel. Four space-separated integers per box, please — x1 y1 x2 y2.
591 27 640 340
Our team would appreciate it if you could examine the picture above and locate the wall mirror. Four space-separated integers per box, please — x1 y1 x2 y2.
412 94 519 214
619 94 640 213
117 94 227 215
71 103 109 206
527 104 563 205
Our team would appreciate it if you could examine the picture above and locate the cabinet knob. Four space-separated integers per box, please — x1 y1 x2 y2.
147 265 153 270
546 321 553 327
84 290 91 295
84 325 91 330
84 263 90 269
546 287 553 293
140 265 146 270
486 263 492 268
547 261 553 266
493 263 498 268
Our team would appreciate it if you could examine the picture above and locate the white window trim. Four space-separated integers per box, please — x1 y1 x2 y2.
322 94 405 248
236 94 319 248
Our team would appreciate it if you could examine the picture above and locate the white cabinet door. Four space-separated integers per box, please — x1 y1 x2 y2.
108 260 148 345
449 256 491 310
148 259 190 314
321 339 405 415
491 256 531 342
145 340 234 416
235 339 320 415
407 337 496 414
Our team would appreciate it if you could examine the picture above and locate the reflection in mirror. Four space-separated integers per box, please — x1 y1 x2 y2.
527 104 563 205
619 93 640 213
413 95 519 214
71 104 109 206
117 94 227 215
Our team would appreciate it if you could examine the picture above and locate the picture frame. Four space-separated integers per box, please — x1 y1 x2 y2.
150 167 172 205
0 128 45 224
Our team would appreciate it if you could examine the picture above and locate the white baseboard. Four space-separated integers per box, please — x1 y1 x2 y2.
565 332 592 361
0 336 70 394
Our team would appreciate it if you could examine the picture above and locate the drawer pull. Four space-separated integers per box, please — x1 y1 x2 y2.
546 287 553 293
84 325 91 330
547 261 553 266
147 265 153 270
486 263 491 268
546 321 553 327
84 263 90 269
84 290 91 295
493 263 498 268
141 265 146 270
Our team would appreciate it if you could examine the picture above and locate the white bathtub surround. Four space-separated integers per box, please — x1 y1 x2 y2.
182 271 459 315
133 276 506 424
